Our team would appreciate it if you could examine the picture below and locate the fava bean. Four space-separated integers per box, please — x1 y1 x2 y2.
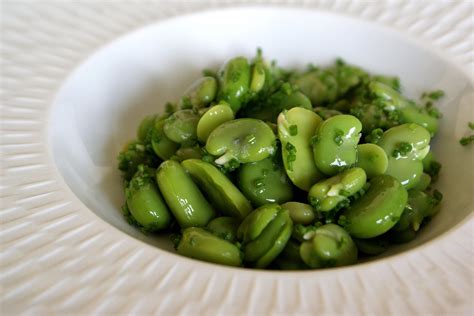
341 175 408 238
353 237 389 256
411 173 431 191
118 140 159 181
156 160 215 227
179 76 217 109
300 224 358 268
182 159 252 219
197 103 234 142
291 70 337 106
378 123 431 189
312 115 362 175
314 107 342 120
369 81 439 135
163 110 200 144
207 217 240 242
281 202 315 225
150 118 179 160
238 204 293 268
137 114 158 141
177 227 242 266
274 240 309 270
218 56 251 112
245 85 312 122
278 107 324 190
174 145 203 161
206 118 276 166
392 190 439 232
249 60 266 93
238 156 293 207
355 143 388 178
125 165 172 231
308 167 367 213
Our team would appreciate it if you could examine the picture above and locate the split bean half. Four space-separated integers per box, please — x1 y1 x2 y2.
156 160 216 227
278 107 324 190
206 118 276 166
182 159 252 220
341 175 408 238
312 115 362 175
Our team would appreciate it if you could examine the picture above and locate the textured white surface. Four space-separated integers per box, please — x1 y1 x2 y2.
1 1 473 315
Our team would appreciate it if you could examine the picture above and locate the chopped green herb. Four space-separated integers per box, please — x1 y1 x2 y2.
459 135 474 146
289 124 298 136
285 142 297 171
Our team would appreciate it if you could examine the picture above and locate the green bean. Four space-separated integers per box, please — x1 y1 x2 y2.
238 204 293 268
355 143 388 178
156 160 216 227
300 224 358 268
163 109 200 144
278 107 324 190
179 76 217 109
125 165 172 231
237 156 293 207
377 123 431 189
218 56 251 112
312 115 362 175
308 168 367 213
341 175 408 238
197 103 234 142
206 118 276 166
177 227 242 266
281 202 315 225
207 217 240 242
182 159 252 220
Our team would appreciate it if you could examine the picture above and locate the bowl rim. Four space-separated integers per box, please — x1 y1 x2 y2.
48 5 474 275
3 3 473 313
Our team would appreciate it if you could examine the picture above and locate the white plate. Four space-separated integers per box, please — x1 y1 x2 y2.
2 3 473 315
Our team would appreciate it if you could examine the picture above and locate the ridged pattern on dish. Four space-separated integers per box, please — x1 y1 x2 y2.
1 1 472 314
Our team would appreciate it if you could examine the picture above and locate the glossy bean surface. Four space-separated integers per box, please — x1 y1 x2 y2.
312 115 362 175
300 224 358 268
126 165 172 231
156 160 216 227
177 227 242 266
238 156 293 207
278 107 324 190
206 118 276 165
308 167 367 212
342 175 408 238
182 159 252 220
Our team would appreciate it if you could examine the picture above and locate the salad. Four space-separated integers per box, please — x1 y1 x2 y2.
118 50 443 269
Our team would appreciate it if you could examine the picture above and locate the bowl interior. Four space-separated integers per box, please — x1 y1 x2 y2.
50 8 473 259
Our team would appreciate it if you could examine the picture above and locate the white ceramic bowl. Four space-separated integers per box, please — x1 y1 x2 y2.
50 8 473 259
4 5 472 314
